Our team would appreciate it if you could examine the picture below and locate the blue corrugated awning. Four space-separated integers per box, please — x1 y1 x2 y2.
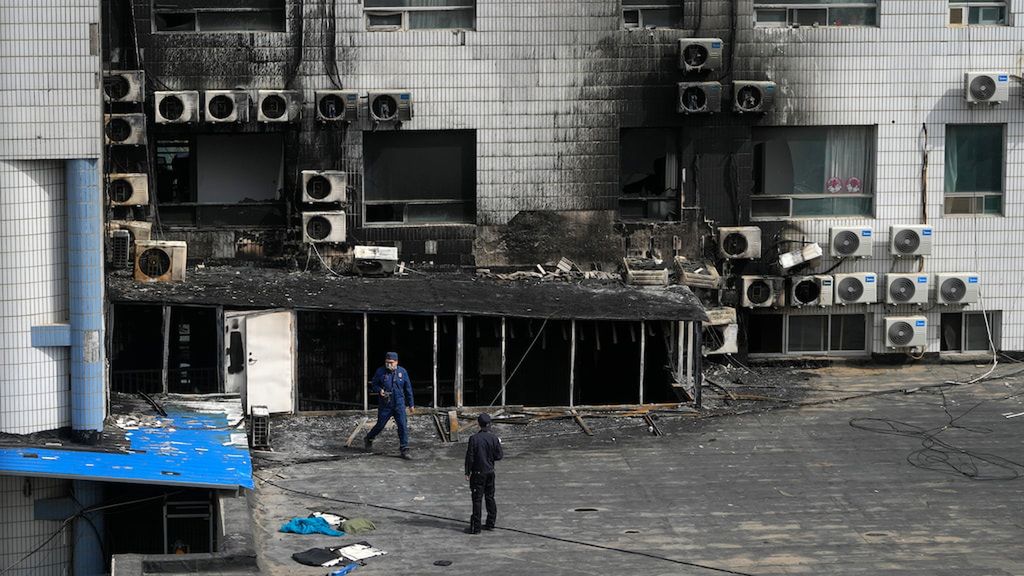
0 409 253 490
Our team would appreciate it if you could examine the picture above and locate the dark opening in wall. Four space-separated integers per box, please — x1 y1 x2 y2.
747 314 784 354
153 0 286 33
110 304 164 393
504 319 571 407
574 321 641 405
297 312 365 410
105 483 214 560
462 317 502 407
642 321 677 404
167 306 219 394
619 128 680 221
435 316 458 407
367 314 434 408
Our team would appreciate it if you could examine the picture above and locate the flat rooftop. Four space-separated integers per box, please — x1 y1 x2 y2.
252 363 1024 575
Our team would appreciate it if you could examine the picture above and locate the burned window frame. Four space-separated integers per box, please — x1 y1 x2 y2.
364 0 476 32
618 127 682 222
622 1 684 29
362 129 477 226
152 0 287 34
748 312 869 356
752 1 878 28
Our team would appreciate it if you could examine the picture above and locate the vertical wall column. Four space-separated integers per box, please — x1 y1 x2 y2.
638 321 646 405
66 159 104 443
72 480 104 576
432 316 438 408
455 316 464 408
500 318 506 406
362 313 369 412
569 319 576 408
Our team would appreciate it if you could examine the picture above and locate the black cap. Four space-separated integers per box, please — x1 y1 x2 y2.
477 413 491 427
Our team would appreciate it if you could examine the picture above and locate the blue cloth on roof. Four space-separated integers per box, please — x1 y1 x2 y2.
279 516 345 536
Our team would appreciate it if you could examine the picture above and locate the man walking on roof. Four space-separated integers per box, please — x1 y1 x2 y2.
464 412 503 534
364 351 415 460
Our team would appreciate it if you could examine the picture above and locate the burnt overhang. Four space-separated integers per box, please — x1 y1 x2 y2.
108 268 707 322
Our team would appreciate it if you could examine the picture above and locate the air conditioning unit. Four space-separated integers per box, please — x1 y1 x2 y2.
103 70 145 103
885 316 927 349
154 91 200 123
935 273 980 305
204 90 250 123
677 82 722 114
315 90 360 122
740 276 784 308
829 226 873 258
301 170 347 204
104 114 146 145
789 275 834 307
353 245 399 276
703 323 738 356
107 229 132 269
733 81 776 113
885 273 931 305
964 71 1009 104
889 225 933 257
718 226 761 259
134 240 187 283
368 92 413 123
108 220 153 243
302 211 347 244
107 173 149 207
678 38 723 73
257 90 302 122
833 272 877 305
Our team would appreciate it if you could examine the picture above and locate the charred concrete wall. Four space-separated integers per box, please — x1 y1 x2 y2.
103 0 743 267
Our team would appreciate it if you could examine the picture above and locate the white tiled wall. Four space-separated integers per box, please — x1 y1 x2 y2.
0 476 71 576
0 161 70 433
735 1 1024 353
0 1 102 160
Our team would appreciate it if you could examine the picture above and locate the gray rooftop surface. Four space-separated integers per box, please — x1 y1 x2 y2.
251 363 1024 576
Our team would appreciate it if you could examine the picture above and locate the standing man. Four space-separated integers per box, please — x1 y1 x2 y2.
464 413 503 534
364 352 414 460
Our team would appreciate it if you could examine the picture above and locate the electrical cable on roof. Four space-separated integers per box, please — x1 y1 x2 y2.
253 474 760 576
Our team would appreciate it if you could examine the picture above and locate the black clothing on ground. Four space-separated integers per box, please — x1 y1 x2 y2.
465 428 503 475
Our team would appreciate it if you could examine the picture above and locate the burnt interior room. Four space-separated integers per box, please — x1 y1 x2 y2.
367 314 435 407
167 306 219 394
434 316 458 407
642 321 678 404
296 311 364 410
503 318 571 407
109 304 164 393
105 484 215 562
573 321 641 406
461 317 503 407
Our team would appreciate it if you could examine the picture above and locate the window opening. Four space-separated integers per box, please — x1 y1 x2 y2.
153 0 286 33
622 1 682 29
753 2 877 27
167 306 219 394
504 319 572 407
296 312 365 411
752 126 875 218
948 1 1007 26
364 0 475 31
574 321 642 405
941 311 999 351
110 304 165 393
749 314 866 354
944 124 1004 215
462 317 503 407
619 128 681 221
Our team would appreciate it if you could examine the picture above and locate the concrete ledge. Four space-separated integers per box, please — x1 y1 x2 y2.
30 324 71 347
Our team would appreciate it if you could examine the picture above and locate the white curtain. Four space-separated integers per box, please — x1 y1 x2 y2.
824 126 873 195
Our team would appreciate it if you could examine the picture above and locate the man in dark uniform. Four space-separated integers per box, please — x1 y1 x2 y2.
464 413 503 534
364 351 415 459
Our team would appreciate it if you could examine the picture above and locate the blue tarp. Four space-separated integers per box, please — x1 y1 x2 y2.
279 516 345 536
0 409 253 490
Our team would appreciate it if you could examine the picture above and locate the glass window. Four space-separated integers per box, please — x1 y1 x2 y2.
944 124 1004 215
964 312 996 351
949 2 1007 26
941 311 998 351
363 130 476 225
365 0 475 30
788 315 827 352
153 0 285 33
622 1 682 29
753 2 877 27
619 128 680 221
829 314 866 351
752 126 875 218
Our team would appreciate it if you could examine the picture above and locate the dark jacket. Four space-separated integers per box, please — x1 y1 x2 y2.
465 428 503 475
370 366 414 408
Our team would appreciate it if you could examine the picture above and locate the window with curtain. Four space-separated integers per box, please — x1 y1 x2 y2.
948 1 1007 26
619 128 680 221
364 0 475 31
153 0 286 33
622 1 683 29
753 1 877 27
944 124 1004 215
751 126 875 218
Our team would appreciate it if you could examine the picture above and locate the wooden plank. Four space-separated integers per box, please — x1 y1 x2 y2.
432 413 449 442
642 413 663 436
345 417 370 447
571 409 593 436
447 410 459 442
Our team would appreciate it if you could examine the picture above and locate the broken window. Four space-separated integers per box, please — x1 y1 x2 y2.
363 130 476 225
749 313 867 354
753 1 877 27
752 126 875 218
297 312 365 410
110 304 165 393
167 306 219 394
619 128 680 221
106 485 215 559
944 124 1004 215
622 1 682 29
364 0 475 31
153 0 286 33
155 135 286 227
940 311 999 352
948 1 1007 26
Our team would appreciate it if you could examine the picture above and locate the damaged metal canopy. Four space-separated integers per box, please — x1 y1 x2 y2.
108 268 707 322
